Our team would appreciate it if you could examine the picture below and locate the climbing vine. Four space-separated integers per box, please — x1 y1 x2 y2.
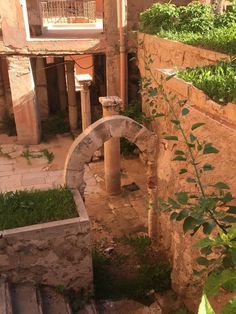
139 44 236 313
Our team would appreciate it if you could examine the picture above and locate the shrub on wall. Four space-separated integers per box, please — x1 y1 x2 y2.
139 1 236 54
177 60 236 105
140 3 179 33
177 2 214 33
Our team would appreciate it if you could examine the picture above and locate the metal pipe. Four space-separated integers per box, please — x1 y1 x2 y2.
118 0 127 109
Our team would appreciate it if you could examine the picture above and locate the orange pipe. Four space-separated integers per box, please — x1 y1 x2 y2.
118 0 126 109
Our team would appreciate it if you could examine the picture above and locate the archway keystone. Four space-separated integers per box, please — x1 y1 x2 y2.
64 115 158 239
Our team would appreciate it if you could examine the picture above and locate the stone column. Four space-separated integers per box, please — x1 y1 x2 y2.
104 0 120 97
99 96 122 195
77 74 92 130
0 59 6 126
35 57 49 120
66 60 78 131
55 57 68 112
7 56 41 144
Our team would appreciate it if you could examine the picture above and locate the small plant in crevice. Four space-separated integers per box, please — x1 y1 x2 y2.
21 148 54 165
140 48 236 313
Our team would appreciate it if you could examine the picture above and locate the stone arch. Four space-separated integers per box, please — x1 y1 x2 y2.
64 115 158 238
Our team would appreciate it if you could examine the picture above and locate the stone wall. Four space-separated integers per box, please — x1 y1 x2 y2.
138 34 235 312
138 33 229 69
0 190 93 293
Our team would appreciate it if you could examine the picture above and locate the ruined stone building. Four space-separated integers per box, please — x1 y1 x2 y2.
0 0 159 145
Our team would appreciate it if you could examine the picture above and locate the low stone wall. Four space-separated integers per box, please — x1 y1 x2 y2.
138 33 229 69
138 37 236 312
0 189 93 293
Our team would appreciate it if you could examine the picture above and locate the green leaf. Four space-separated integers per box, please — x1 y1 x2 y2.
191 122 205 131
155 113 165 118
227 206 236 214
222 215 236 223
171 119 180 125
196 256 210 266
168 197 181 209
231 248 236 265
202 221 216 235
182 108 190 116
175 150 185 155
204 269 236 297
198 294 215 314
164 136 178 141
176 210 188 221
203 163 215 172
186 177 196 183
222 297 236 314
179 168 187 174
176 192 188 205
223 192 233 202
190 133 197 142
203 145 219 155
148 87 158 97
183 216 198 233
214 182 230 190
173 156 187 161
201 246 212 256
170 212 178 220
194 237 215 248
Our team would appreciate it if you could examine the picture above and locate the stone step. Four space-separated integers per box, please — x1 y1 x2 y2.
11 284 42 314
40 286 71 314
0 280 13 314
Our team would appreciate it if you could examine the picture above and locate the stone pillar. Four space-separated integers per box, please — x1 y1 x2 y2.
99 96 122 195
55 57 68 112
0 59 6 126
66 60 78 131
35 57 49 120
104 0 120 96
77 74 92 130
7 56 41 144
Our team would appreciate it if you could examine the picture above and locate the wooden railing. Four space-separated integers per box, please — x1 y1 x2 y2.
40 0 96 24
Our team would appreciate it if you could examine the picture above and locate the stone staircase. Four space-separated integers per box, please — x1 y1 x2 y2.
0 280 75 314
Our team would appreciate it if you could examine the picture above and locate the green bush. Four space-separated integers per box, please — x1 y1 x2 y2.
177 60 236 104
140 2 236 54
214 1 236 27
177 2 214 33
140 3 179 33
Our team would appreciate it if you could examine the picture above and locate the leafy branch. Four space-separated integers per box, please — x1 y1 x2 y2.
140 44 236 313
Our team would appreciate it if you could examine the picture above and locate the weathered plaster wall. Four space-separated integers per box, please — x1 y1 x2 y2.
0 190 93 293
138 34 235 312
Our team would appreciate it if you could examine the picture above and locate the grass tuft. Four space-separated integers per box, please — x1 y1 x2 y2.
0 187 77 230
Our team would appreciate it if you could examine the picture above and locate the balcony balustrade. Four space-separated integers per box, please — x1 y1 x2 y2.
40 0 96 25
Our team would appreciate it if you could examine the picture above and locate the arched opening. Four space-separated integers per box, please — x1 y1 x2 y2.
64 115 158 239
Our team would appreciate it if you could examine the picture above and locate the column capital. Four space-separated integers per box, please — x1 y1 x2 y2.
99 96 122 110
